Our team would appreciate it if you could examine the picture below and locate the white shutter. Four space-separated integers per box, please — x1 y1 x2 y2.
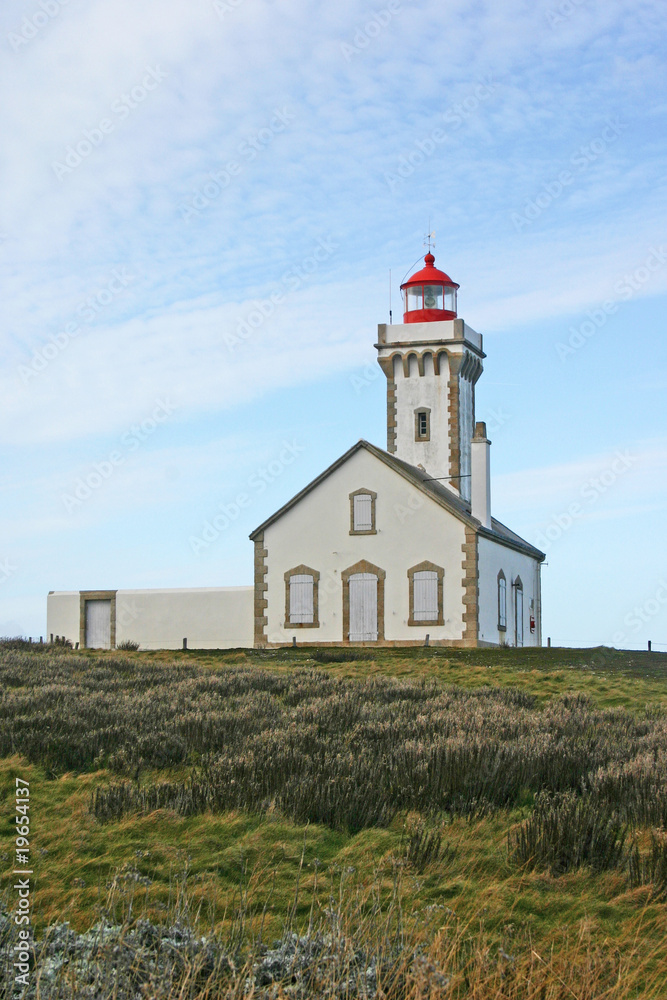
498 577 507 629
85 600 111 649
353 494 373 531
413 570 438 621
515 587 523 647
289 575 314 624
349 573 377 641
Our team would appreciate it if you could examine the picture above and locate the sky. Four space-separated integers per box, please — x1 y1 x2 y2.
1 0 666 650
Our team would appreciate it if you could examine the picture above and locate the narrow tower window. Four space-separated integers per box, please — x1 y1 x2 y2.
414 408 430 441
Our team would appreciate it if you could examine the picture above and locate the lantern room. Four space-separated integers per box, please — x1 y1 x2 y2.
400 253 459 324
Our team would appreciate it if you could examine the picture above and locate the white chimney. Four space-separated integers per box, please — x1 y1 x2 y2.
471 421 491 529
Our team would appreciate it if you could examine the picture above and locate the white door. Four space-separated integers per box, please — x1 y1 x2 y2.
85 600 111 649
349 573 377 641
515 588 523 647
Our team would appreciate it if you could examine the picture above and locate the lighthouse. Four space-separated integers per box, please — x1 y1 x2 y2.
376 253 484 502
48 245 545 651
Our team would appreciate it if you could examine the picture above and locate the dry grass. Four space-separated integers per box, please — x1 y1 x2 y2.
1 642 667 997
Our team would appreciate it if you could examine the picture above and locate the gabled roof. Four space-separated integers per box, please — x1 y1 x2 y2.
249 439 545 561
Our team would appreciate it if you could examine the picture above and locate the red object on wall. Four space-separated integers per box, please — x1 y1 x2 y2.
400 253 460 324
530 616 536 633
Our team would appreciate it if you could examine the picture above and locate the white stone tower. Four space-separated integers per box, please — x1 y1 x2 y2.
376 253 484 501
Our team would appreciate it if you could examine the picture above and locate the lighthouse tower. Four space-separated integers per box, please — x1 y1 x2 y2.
376 253 484 501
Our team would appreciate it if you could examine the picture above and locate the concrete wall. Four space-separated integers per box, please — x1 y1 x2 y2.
47 587 254 650
263 447 468 645
477 536 541 647
46 591 80 644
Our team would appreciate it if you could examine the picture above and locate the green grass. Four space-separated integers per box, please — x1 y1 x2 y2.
2 753 664 950
130 643 667 709
1 643 667 997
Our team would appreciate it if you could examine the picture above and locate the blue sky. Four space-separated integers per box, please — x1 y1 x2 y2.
1 0 666 649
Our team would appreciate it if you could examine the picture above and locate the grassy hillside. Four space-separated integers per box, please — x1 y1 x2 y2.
1 642 666 997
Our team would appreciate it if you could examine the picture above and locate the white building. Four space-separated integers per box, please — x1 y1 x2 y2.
48 252 544 650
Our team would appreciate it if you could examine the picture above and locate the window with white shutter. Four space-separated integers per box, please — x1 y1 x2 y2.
514 577 524 647
289 575 314 624
353 494 372 530
284 566 320 628
412 571 438 621
407 562 444 626
349 489 377 534
498 572 507 630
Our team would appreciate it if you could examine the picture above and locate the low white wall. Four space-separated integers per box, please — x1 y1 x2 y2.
46 591 80 645
46 587 254 650
116 587 253 649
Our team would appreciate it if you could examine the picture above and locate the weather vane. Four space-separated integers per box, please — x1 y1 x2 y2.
423 223 436 253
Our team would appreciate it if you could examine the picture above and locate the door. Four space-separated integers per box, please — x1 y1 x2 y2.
514 586 523 647
85 599 111 649
349 573 377 641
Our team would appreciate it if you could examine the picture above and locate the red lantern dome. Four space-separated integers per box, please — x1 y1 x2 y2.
400 253 459 323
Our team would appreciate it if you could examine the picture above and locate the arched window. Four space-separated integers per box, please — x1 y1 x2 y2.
497 570 507 631
284 565 320 628
408 562 444 626
349 489 377 534
514 576 523 647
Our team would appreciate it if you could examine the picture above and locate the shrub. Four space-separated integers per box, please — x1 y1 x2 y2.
628 830 667 898
2 649 667 839
309 648 375 663
508 791 628 874
117 639 140 651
